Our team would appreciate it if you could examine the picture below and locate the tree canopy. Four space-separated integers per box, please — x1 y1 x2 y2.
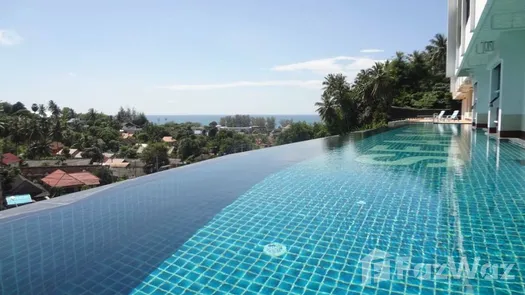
315 33 458 134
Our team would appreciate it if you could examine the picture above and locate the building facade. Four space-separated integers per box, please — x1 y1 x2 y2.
447 0 525 137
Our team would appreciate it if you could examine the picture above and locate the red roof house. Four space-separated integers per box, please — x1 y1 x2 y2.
69 172 100 186
49 142 65 154
1 153 21 166
41 169 100 188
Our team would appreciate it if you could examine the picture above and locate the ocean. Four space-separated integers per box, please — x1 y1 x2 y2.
147 114 321 126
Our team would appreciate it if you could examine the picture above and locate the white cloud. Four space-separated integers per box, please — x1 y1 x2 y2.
0 29 23 46
68 72 77 77
271 56 384 79
360 49 384 53
161 80 322 91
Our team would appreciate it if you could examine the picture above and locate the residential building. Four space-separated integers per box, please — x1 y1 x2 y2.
56 148 82 158
136 143 148 154
162 136 176 144
41 169 100 191
1 153 21 167
102 152 115 161
447 0 525 137
121 132 134 139
6 175 49 201
49 141 64 154
108 159 146 178
103 158 130 168
219 126 253 133
120 122 142 134
23 159 92 167
21 160 98 181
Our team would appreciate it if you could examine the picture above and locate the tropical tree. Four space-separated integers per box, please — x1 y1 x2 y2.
81 146 104 164
315 94 340 134
276 122 315 145
26 140 52 159
315 33 457 133
141 143 170 173
426 33 447 74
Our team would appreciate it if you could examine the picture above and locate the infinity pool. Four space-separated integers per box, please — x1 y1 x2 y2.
1 124 524 294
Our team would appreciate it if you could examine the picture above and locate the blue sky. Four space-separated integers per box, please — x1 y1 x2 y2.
1 0 446 115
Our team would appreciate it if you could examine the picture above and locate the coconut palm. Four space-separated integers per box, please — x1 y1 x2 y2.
315 94 340 133
26 139 52 159
426 33 447 73
38 104 47 117
322 74 351 105
87 108 97 124
48 100 61 118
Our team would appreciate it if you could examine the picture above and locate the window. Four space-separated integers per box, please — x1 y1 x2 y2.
490 64 501 107
495 64 501 92
465 0 470 25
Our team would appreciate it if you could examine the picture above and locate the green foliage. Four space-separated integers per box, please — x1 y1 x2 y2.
219 115 251 127
266 117 276 130
177 138 202 160
93 167 114 185
0 166 20 192
312 122 330 138
218 115 277 130
315 33 456 133
135 123 168 142
26 140 52 160
62 147 71 158
276 122 315 145
116 107 148 126
140 143 170 173
116 145 138 159
81 146 104 163
279 119 294 127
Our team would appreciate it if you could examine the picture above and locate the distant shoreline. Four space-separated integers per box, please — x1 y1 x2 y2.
147 114 321 125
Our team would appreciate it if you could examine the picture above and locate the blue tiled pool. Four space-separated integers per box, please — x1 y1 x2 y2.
1 124 525 294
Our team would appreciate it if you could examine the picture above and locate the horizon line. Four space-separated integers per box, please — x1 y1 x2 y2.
145 113 320 116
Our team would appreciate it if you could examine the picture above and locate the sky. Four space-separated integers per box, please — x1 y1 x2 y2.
0 0 447 115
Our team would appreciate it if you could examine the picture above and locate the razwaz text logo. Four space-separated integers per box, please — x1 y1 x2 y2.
359 249 515 285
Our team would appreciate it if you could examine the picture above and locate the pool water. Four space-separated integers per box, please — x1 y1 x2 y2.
1 124 524 294
130 124 525 294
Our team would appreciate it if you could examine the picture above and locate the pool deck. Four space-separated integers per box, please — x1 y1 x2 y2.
407 118 472 124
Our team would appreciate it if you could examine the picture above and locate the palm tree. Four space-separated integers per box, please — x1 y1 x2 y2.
38 104 47 117
26 139 52 160
48 100 61 118
87 108 97 124
426 33 447 73
315 94 339 127
322 74 351 105
318 74 358 133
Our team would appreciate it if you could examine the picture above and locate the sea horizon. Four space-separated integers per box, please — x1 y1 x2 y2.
147 114 321 126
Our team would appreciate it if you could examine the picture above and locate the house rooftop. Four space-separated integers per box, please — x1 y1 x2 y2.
162 136 176 143
103 158 130 168
24 159 92 167
1 153 21 165
41 169 100 188
8 175 49 200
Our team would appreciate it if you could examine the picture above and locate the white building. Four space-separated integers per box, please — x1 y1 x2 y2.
447 0 525 138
